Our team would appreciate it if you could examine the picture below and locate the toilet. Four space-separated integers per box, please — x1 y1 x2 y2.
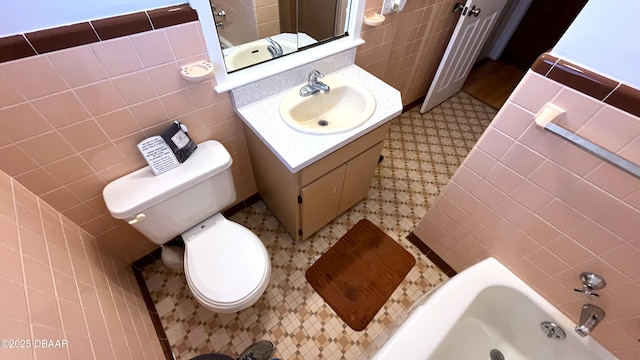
102 140 270 313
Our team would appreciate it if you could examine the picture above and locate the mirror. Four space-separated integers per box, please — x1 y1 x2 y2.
210 0 352 72
189 0 365 92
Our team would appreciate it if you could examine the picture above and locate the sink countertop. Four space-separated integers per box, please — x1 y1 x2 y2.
235 65 403 172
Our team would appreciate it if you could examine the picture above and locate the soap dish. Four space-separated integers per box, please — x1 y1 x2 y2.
180 61 214 82
364 13 385 27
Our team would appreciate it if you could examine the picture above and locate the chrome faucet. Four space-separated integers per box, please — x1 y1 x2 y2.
575 304 605 337
299 70 330 97
209 2 226 28
266 37 283 58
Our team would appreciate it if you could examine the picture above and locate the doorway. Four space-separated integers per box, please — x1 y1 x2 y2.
500 0 588 70
462 59 525 109
279 0 339 40
462 0 587 109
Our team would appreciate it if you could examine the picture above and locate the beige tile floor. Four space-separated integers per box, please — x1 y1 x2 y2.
142 92 496 360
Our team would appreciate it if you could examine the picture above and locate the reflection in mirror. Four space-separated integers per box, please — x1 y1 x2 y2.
210 0 351 72
296 0 351 45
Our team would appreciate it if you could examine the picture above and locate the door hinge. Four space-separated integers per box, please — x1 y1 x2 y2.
297 195 302 204
298 229 302 236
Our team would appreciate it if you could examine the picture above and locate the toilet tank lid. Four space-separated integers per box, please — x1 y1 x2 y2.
102 140 232 220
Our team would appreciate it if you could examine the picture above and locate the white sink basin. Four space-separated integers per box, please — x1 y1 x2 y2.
224 39 297 71
279 78 377 135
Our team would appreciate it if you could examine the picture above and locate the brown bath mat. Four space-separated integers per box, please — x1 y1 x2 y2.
305 219 415 331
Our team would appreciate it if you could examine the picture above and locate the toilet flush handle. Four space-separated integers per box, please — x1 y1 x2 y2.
128 213 146 224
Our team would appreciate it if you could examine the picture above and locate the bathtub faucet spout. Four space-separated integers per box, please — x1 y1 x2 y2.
575 304 605 337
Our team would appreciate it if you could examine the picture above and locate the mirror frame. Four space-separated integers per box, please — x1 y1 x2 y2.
189 0 365 93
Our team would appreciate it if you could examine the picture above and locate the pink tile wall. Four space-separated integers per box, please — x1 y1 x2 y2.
216 0 260 46
357 0 459 105
0 21 257 263
255 0 281 38
0 169 164 360
414 71 640 359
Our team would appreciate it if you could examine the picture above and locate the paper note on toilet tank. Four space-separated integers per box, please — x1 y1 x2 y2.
137 136 180 175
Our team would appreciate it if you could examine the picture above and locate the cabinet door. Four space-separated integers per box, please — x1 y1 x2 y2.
300 164 346 238
338 142 384 214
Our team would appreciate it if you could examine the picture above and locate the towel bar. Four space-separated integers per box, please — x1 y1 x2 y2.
544 122 640 179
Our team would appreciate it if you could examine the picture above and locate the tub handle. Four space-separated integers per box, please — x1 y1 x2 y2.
573 288 600 297
573 271 606 298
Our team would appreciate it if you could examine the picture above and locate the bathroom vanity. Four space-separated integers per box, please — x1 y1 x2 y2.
244 121 390 240
235 65 402 240
190 0 401 240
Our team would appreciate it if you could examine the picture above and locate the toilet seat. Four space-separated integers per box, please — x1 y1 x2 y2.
183 213 270 313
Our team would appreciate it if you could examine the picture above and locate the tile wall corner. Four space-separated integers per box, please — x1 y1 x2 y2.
0 168 165 359
414 60 640 359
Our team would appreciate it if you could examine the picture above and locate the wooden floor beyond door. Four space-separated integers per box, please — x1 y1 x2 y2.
462 59 526 109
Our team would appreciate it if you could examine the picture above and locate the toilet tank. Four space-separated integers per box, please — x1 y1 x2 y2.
102 140 236 244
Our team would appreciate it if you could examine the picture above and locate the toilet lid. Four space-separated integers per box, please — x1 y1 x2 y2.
184 219 268 304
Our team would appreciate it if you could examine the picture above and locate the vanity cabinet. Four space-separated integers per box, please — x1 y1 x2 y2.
300 164 346 237
244 123 390 240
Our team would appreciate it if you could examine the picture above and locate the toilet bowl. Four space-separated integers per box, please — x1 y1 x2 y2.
102 140 270 313
183 213 270 313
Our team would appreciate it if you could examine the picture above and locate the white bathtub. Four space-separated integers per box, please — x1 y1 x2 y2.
372 258 616 360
